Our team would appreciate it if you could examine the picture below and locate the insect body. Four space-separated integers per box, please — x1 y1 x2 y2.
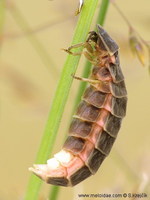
29 25 127 187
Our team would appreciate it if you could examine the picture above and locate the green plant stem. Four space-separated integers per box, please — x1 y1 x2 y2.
48 1 110 200
97 0 110 25
9 4 57 74
0 0 5 46
49 186 59 200
25 0 99 199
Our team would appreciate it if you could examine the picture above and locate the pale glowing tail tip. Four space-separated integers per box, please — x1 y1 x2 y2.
28 167 35 172
28 164 40 172
47 157 60 169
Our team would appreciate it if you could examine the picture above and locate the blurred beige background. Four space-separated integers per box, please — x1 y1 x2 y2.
0 0 150 199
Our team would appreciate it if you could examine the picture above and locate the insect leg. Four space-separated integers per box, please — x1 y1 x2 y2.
72 74 100 84
63 41 93 55
63 42 98 65
63 43 84 56
83 51 96 64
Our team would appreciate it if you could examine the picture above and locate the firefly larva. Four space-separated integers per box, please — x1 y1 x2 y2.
29 25 127 187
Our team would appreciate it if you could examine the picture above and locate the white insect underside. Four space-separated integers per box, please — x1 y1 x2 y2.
54 149 74 165
29 150 73 179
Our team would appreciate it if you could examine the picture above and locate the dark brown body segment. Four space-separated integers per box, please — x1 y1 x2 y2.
110 81 127 98
111 96 127 117
76 101 100 122
30 25 127 187
104 114 122 137
96 130 115 155
86 149 106 174
108 52 124 83
83 86 107 108
63 136 85 154
46 177 69 187
69 118 93 138
70 166 91 186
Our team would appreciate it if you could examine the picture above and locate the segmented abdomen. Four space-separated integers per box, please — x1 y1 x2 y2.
48 52 127 186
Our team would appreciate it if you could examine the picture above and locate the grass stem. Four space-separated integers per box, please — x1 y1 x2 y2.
25 0 99 199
